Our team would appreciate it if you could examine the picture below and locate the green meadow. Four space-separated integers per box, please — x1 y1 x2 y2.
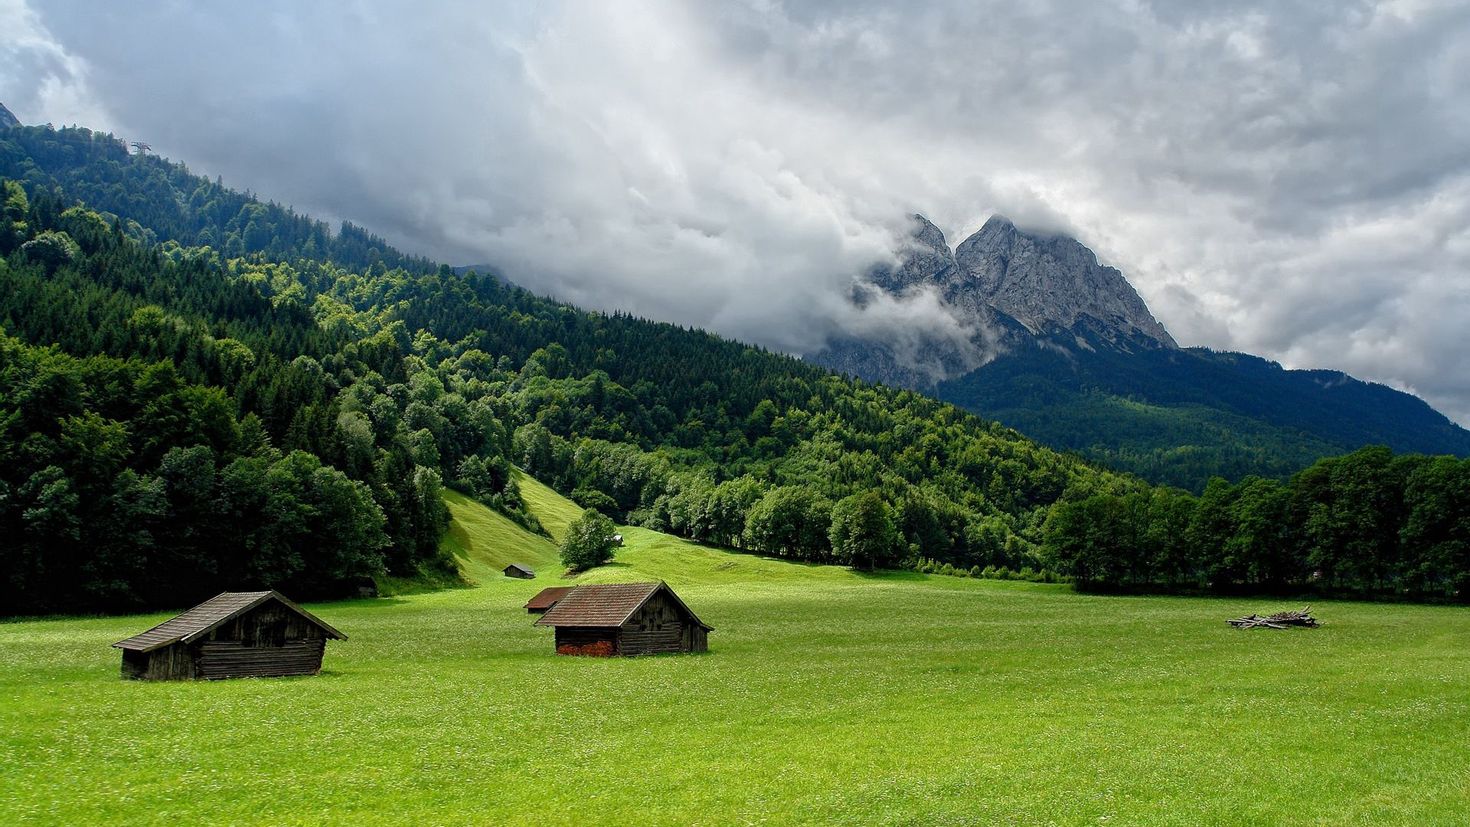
2 477 1468 825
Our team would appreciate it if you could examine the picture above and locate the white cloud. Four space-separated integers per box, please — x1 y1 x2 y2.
0 0 111 129
14 0 1470 424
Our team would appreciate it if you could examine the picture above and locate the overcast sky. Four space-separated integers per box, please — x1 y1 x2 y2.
5 0 1470 424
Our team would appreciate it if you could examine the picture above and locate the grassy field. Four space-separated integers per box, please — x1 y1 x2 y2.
2 481 1468 825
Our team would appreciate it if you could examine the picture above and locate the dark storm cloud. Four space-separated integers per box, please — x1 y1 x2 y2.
4 0 1470 422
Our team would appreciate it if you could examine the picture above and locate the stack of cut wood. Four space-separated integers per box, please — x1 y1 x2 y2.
1227 607 1319 629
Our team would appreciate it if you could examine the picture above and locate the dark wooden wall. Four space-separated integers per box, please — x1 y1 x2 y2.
205 603 327 648
122 643 196 680
197 638 326 679
619 592 704 655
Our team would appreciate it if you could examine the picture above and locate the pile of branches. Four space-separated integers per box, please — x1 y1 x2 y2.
1228 606 1319 629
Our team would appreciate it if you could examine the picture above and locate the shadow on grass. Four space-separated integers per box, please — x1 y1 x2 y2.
1072 580 1470 607
557 561 634 580
2 592 421 625
333 596 414 610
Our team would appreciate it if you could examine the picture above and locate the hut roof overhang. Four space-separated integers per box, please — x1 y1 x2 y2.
111 591 346 652
535 581 712 631
505 564 535 576
524 586 575 611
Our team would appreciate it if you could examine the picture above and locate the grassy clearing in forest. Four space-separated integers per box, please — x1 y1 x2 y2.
2 481 1468 825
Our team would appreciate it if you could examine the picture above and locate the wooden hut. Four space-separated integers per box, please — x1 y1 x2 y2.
504 563 535 579
112 591 345 680
524 586 574 614
535 581 711 656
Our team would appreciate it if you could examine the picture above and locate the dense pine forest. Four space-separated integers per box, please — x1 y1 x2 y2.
1 124 1466 613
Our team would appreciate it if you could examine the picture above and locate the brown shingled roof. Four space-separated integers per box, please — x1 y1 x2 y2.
524 586 575 611
111 591 346 652
535 581 711 630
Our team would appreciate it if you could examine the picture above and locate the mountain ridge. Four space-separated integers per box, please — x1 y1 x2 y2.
815 212 1180 389
814 211 1470 489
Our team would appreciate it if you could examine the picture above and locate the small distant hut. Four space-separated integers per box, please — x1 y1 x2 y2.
112 591 345 681
536 581 711 656
504 564 535 580
524 586 574 614
611 534 624 547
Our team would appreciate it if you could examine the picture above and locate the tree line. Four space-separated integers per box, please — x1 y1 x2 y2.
1 125 431 273
1042 446 1470 599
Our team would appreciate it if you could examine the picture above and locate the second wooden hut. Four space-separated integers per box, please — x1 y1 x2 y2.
535 581 711 656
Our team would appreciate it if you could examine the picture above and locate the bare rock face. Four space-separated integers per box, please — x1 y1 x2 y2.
0 102 19 130
811 212 1177 388
812 334 969 391
866 214 958 295
950 215 1176 349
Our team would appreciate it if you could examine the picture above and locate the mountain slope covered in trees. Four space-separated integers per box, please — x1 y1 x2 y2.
938 342 1470 491
2 123 1466 611
0 125 1142 614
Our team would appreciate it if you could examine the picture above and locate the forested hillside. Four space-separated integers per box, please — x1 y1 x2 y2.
0 124 430 273
0 126 1140 614
2 124 1466 611
939 343 1470 491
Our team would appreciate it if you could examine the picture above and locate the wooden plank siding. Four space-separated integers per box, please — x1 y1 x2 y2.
121 642 196 680
198 639 326 679
203 603 328 648
618 592 692 655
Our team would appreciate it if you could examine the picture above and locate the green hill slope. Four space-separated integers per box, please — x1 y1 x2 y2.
510 469 583 544
438 489 561 581
2 123 1466 608
446 471 862 589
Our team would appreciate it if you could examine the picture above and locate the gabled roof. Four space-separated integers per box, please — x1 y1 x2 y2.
111 591 346 652
524 586 574 611
505 563 534 575
536 581 712 630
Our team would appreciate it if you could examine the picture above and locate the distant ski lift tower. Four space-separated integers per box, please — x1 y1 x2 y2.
130 141 151 155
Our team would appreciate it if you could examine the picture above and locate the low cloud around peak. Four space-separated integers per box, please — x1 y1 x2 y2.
6 0 1470 424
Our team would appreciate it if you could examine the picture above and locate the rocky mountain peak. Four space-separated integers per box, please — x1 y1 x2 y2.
974 213 1018 239
813 210 1178 389
0 102 20 130
949 216 1177 349
910 213 952 252
867 214 958 294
